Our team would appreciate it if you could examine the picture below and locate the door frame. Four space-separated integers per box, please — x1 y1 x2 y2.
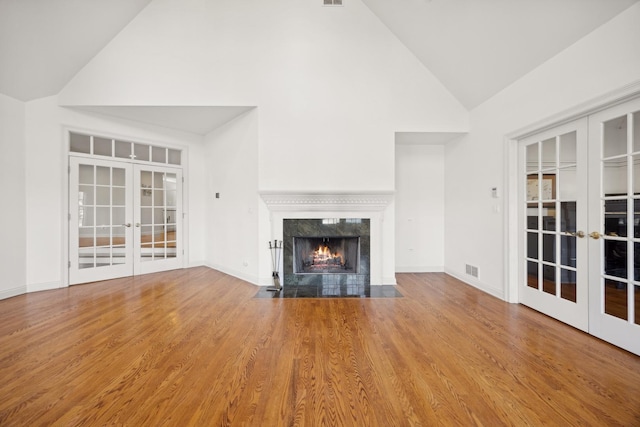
62 126 189 288
505 81 640 304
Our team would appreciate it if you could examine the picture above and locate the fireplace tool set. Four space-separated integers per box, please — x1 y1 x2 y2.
267 240 282 292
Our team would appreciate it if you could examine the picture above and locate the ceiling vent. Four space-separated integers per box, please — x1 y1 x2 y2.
323 0 343 5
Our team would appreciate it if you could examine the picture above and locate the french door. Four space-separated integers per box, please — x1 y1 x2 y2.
69 157 183 284
520 118 589 332
520 96 640 355
587 98 640 355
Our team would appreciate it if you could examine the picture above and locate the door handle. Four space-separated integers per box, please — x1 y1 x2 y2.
123 223 132 228
135 223 141 227
589 231 602 240
566 230 585 238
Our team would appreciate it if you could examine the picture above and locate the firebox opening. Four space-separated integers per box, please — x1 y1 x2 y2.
293 236 360 274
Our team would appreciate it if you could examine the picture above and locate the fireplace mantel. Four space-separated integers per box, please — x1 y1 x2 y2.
259 190 394 212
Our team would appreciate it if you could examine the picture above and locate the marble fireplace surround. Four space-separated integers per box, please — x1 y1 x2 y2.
259 191 394 286
283 218 370 286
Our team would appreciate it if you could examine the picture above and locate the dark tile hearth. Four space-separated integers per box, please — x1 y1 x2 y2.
254 284 402 299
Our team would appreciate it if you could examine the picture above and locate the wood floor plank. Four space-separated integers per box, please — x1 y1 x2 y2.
1 267 639 426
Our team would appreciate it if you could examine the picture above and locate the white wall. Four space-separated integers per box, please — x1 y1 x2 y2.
444 3 640 299
0 93 27 298
395 144 444 272
23 96 206 292
204 108 260 283
57 0 468 285
56 0 470 180
8 1 638 297
12 1 640 297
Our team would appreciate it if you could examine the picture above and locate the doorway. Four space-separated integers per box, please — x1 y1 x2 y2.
67 132 184 285
519 96 640 355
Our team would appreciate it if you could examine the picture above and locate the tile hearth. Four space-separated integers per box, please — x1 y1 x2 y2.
254 284 402 299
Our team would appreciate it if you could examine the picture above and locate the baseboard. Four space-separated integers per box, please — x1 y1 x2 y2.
27 281 63 293
204 262 259 286
395 266 444 273
444 268 505 301
0 285 27 300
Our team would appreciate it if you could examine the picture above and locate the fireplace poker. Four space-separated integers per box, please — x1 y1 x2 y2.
267 239 282 292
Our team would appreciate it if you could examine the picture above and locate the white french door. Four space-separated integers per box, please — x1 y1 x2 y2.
520 118 590 332
69 157 133 284
134 164 183 276
69 157 183 284
519 97 640 355
587 97 640 355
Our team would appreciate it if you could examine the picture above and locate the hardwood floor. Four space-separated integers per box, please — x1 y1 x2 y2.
1 267 639 426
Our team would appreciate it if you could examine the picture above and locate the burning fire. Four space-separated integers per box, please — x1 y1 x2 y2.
313 244 342 266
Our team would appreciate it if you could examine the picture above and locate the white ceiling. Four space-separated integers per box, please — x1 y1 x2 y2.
0 0 153 102
362 0 639 109
1 0 638 134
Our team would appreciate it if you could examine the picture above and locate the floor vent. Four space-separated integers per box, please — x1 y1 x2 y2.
323 0 343 5
466 264 479 278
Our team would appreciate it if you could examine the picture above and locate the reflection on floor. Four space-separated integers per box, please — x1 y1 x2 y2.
254 284 402 298
79 231 177 248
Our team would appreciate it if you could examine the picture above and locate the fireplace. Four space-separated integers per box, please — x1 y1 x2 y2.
283 218 370 286
259 190 394 286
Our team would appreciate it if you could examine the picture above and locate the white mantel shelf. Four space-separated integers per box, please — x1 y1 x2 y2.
259 190 395 212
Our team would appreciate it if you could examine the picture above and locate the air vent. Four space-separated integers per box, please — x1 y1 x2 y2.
323 0 343 5
465 264 479 278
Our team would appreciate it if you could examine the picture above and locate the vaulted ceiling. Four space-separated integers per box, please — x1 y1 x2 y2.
1 0 637 111
0 0 153 102
361 0 639 109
